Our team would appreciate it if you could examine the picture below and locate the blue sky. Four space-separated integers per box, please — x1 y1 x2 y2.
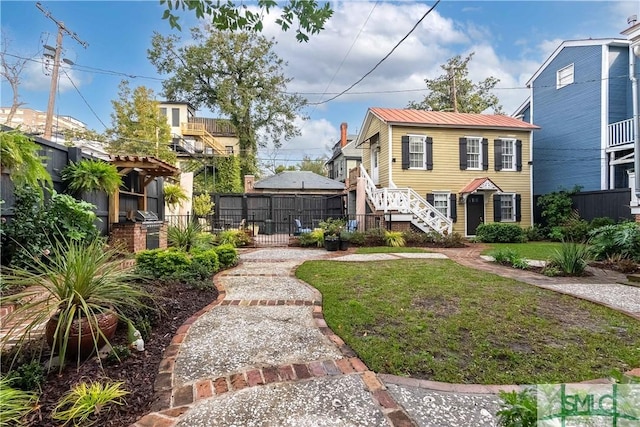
1 1 639 168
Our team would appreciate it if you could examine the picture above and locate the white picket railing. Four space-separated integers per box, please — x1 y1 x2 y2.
359 165 453 235
608 118 634 148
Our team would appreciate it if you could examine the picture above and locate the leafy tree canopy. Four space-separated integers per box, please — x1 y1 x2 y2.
407 53 503 114
160 0 333 42
148 27 306 177
106 80 176 164
274 156 327 176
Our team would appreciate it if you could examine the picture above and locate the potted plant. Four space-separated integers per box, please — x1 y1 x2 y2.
163 183 188 212
339 230 352 251
319 218 345 251
0 235 151 371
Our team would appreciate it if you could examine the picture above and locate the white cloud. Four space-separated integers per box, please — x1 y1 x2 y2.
23 57 88 93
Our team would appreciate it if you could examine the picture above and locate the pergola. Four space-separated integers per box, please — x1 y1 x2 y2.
108 155 179 224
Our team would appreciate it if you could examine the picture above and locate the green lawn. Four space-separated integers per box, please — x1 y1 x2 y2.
296 259 640 384
355 247 430 254
481 242 565 260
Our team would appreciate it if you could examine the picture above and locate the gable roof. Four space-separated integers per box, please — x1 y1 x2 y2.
459 177 502 194
525 38 628 87
253 171 345 191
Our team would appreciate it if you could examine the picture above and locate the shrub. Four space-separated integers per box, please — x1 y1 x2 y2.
439 232 466 248
589 222 640 261
548 241 591 275
192 232 216 251
384 230 406 247
217 229 250 247
215 244 239 268
589 216 615 230
537 186 580 235
52 381 128 426
0 376 38 426
524 224 545 242
191 249 220 274
497 388 537 427
105 344 132 365
364 228 386 246
489 248 529 269
348 231 366 246
154 249 192 277
549 211 589 242
6 360 45 391
319 218 345 237
475 223 525 243
298 231 323 247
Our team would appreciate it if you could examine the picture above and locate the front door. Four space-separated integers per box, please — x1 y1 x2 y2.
371 145 379 184
466 194 484 236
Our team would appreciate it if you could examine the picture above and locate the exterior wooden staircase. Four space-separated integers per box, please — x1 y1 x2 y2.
180 122 228 156
359 165 452 236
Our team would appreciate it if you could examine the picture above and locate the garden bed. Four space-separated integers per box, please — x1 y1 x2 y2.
1 281 219 427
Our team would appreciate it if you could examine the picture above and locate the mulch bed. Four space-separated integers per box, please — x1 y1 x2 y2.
3 282 219 427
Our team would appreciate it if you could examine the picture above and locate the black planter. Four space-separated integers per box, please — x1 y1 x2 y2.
339 239 350 251
324 237 340 251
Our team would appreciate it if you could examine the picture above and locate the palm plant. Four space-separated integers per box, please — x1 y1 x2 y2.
0 235 151 372
61 159 122 195
167 221 203 251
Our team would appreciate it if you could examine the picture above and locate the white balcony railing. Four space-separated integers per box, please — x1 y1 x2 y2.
608 118 635 148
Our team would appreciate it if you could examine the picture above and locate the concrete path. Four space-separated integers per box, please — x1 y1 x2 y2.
133 245 639 427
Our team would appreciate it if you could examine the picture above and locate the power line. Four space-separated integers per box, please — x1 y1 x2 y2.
309 0 441 106
61 68 109 130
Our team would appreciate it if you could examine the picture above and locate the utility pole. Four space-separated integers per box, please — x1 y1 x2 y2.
445 64 458 113
36 2 87 140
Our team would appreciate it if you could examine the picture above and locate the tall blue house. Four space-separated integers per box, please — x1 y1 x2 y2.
515 38 635 196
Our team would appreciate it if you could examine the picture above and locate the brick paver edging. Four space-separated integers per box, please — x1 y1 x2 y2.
133 257 417 427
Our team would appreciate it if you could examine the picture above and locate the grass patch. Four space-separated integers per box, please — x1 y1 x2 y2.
296 259 640 384
355 247 430 254
481 242 565 260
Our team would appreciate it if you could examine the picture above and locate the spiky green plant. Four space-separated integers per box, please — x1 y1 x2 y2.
0 377 38 426
52 381 128 426
384 230 406 247
548 241 591 275
61 159 122 195
0 236 151 372
496 388 537 427
167 221 203 251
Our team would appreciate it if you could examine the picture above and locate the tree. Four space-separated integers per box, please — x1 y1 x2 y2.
148 27 306 177
407 53 503 114
160 0 333 42
274 164 296 174
297 155 327 176
1 32 29 125
106 81 176 164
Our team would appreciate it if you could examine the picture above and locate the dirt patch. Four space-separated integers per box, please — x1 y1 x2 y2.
1 282 218 427
411 296 460 317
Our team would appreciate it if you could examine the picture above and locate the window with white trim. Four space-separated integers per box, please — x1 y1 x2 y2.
501 139 515 170
467 137 481 169
409 135 425 168
500 193 516 221
557 64 574 89
433 192 450 217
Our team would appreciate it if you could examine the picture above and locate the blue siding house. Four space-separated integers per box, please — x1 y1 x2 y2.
514 39 635 196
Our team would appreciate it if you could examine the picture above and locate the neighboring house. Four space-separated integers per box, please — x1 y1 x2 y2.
0 107 86 136
157 101 239 158
245 171 345 196
326 122 361 183
513 38 634 196
354 108 538 237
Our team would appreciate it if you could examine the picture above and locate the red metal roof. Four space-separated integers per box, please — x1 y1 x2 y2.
369 108 539 130
459 177 502 194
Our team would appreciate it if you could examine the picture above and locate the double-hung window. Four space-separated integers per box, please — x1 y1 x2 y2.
433 192 450 217
466 137 481 169
501 139 515 170
500 194 515 222
409 135 425 169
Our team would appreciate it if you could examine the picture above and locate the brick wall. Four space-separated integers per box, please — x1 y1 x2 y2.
110 223 146 253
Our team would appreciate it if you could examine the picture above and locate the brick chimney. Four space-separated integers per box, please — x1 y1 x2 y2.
340 122 348 147
244 175 255 193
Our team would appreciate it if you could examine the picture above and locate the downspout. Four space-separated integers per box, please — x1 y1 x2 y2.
632 48 640 197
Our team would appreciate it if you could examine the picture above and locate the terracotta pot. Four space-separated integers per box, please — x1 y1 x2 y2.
45 309 119 358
